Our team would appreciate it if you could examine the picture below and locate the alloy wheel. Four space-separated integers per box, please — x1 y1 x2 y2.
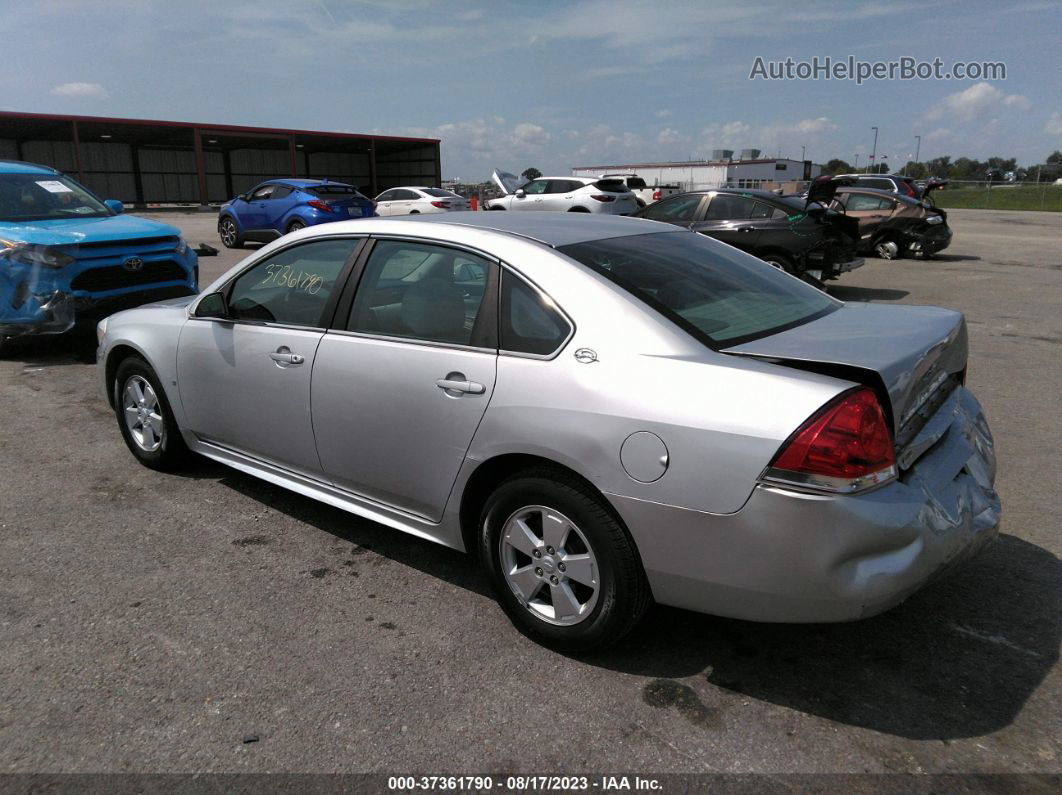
498 505 599 626
122 375 164 452
219 219 237 246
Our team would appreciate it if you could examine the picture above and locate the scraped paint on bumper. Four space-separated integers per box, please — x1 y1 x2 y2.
609 386 1000 622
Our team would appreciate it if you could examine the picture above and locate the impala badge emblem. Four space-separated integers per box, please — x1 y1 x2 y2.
574 348 598 364
123 256 145 272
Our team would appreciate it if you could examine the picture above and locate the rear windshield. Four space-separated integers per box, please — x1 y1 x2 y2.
559 231 837 346
307 185 357 197
593 179 631 193
422 188 455 197
625 177 647 189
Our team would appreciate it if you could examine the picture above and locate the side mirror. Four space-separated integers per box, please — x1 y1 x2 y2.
237 193 249 202
514 189 526 198
194 292 229 319
104 199 124 215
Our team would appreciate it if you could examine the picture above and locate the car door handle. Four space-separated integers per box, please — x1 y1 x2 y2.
436 378 485 394
269 350 304 365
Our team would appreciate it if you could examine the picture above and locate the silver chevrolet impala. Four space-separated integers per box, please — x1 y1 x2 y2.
97 213 1000 651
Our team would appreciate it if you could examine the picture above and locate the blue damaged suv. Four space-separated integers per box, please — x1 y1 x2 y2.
0 161 197 351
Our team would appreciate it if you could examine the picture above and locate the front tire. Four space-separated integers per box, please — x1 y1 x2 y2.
114 356 189 471
478 469 651 652
218 216 244 249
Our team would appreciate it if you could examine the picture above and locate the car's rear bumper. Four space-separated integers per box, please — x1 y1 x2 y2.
608 386 1000 622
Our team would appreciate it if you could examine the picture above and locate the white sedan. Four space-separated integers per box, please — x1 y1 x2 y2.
374 187 469 216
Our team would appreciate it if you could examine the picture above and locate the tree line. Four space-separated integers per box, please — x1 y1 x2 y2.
823 151 1062 182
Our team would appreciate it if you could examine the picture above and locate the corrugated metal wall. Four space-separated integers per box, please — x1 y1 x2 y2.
375 144 438 190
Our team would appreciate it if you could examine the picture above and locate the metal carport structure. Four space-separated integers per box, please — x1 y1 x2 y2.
0 111 441 207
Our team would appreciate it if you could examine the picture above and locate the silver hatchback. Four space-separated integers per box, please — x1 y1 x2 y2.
98 213 1000 650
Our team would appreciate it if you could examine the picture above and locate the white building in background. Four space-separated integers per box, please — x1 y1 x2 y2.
571 149 821 192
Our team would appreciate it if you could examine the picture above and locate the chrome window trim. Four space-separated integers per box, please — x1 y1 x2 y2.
324 328 496 356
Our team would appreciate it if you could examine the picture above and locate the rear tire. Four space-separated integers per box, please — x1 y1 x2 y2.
286 219 307 234
478 468 651 652
114 356 189 471
218 216 244 249
760 253 793 273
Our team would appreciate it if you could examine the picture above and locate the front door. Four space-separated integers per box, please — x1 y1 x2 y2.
312 238 498 521
176 236 363 477
242 183 277 230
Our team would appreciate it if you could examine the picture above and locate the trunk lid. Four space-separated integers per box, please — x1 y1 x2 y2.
723 302 968 435
805 175 855 207
491 169 526 196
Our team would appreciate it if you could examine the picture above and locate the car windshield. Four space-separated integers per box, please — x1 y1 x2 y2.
0 173 109 222
559 231 838 346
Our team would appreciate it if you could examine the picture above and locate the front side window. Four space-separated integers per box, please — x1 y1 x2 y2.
377 190 397 202
642 194 703 223
0 173 109 222
227 238 360 326
559 231 837 346
500 271 572 356
522 180 549 195
348 240 496 347
249 184 276 200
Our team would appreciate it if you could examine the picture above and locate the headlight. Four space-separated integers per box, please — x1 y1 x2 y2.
926 215 943 225
175 236 188 255
96 316 109 347
10 245 76 269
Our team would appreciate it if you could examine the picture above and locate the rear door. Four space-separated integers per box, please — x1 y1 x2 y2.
176 236 363 478
311 238 499 520
543 179 579 211
692 193 761 251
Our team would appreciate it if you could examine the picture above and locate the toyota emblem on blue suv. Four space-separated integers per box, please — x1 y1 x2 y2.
123 256 145 272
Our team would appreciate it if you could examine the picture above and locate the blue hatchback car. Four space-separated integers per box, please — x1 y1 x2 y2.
0 161 197 351
217 179 376 248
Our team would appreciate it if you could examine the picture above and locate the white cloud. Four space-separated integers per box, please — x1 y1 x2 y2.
656 128 685 146
50 82 108 98
1045 112 1062 137
925 82 1030 122
655 110 671 118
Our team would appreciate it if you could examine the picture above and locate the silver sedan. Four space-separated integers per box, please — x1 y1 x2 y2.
97 213 1000 650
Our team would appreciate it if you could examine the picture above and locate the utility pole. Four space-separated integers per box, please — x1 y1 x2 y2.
854 153 859 171
914 134 921 167
801 144 806 161
869 126 878 174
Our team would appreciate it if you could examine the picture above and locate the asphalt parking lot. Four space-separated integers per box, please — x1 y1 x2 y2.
1 209 1059 776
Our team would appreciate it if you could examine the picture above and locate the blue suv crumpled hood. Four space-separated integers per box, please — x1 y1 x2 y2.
0 214 181 247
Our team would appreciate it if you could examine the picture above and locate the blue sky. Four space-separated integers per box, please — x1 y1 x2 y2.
2 0 1060 180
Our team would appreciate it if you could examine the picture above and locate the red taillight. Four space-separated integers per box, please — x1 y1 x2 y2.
307 199 332 212
652 189 662 201
430 200 451 208
765 387 896 493
901 182 917 197
590 194 615 202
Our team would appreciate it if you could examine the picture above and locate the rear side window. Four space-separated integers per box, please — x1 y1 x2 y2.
559 231 837 346
271 185 293 199
500 271 572 356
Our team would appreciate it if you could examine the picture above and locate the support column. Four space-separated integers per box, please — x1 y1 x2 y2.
368 140 378 196
222 148 233 200
130 143 145 207
289 135 298 177
434 141 442 189
192 127 209 209
71 121 84 182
